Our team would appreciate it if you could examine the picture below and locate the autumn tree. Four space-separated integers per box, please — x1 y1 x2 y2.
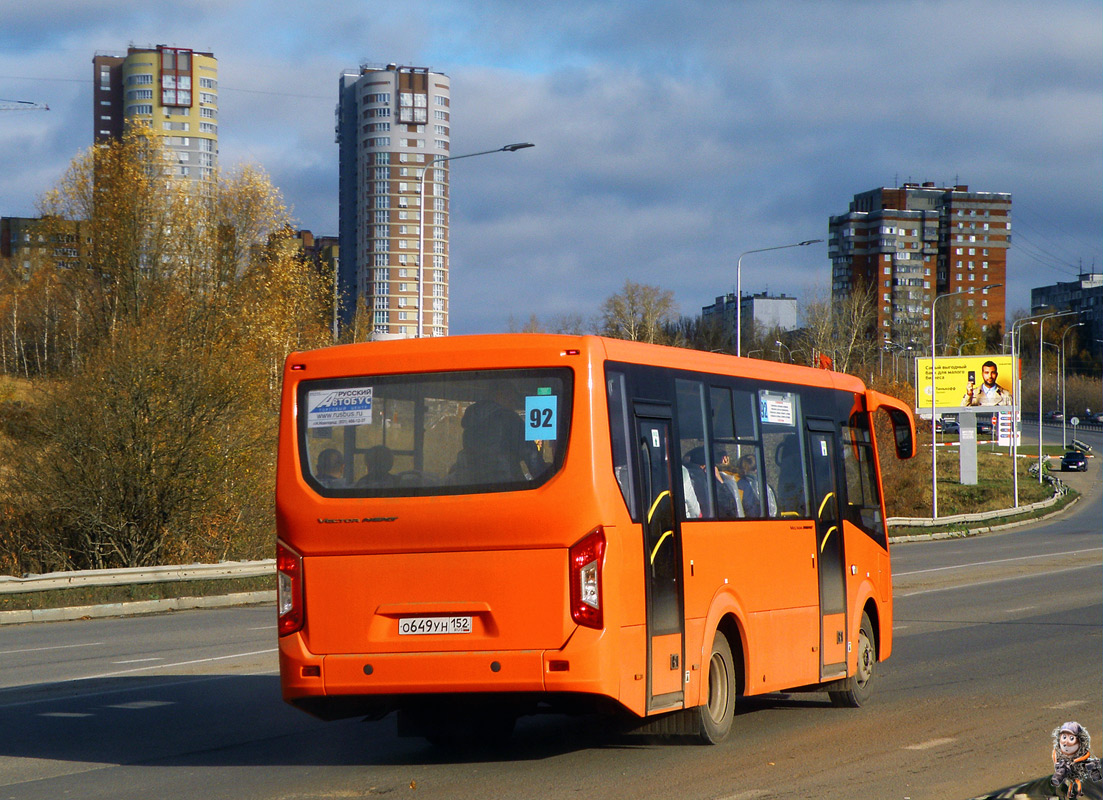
0 127 331 572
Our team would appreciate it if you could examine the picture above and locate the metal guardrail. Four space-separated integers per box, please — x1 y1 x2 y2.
888 471 1067 530
0 560 274 595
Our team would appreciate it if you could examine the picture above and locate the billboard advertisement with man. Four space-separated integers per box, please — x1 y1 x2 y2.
915 354 1018 412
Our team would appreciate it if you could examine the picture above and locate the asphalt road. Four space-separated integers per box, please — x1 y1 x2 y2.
0 430 1098 800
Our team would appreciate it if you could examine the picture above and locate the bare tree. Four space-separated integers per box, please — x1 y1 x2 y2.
600 280 677 343
798 284 877 374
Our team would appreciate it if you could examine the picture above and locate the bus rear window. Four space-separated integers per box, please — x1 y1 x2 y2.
297 368 572 496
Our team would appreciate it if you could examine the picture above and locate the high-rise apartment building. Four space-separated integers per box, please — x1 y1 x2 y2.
701 291 799 350
829 183 1010 342
1032 272 1102 349
93 46 218 183
336 64 451 338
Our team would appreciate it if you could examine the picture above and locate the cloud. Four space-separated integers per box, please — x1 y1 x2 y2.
0 0 1099 338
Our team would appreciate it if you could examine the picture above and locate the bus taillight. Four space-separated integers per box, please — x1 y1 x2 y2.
569 528 606 629
277 540 304 636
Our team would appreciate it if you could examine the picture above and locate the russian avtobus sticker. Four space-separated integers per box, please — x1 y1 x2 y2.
307 388 373 428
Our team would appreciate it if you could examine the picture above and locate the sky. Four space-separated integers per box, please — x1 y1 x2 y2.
1 0 1100 336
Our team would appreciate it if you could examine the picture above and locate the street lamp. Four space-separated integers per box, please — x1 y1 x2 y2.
1036 311 1077 481
930 283 1000 519
775 340 792 362
1009 317 1039 507
417 142 534 337
1061 322 1086 448
957 338 978 355
736 239 822 357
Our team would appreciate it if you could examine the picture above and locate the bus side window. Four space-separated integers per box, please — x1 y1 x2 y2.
606 371 637 519
767 430 808 517
757 390 803 519
842 412 885 545
676 379 713 519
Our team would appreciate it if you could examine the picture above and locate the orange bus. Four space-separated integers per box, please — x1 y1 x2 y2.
276 334 915 743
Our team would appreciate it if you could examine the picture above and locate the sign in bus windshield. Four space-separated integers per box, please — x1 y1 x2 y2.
297 368 572 496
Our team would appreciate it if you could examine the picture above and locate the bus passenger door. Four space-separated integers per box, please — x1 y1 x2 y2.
806 418 848 681
635 415 685 710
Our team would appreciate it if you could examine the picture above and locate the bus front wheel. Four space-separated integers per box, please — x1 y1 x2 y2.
829 612 875 708
696 632 736 744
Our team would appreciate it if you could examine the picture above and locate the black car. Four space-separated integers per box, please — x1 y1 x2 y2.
1061 450 1088 472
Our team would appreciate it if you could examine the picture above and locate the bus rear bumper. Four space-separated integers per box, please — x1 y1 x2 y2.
280 632 620 719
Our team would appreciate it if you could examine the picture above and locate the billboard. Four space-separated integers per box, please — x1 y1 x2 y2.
914 354 1017 412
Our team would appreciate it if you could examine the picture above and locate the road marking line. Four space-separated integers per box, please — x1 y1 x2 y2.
716 792 770 800
1046 700 1088 710
112 657 164 665
0 671 277 710
76 648 277 681
38 712 94 718
105 700 175 709
1005 606 1036 614
0 642 105 656
905 737 956 750
895 548 1102 577
897 563 1101 597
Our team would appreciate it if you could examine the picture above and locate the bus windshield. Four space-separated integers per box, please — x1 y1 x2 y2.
297 367 572 497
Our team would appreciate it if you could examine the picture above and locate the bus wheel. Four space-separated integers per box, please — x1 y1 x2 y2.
829 613 875 708
697 632 736 744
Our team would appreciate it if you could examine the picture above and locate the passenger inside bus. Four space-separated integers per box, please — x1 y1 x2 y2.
681 465 701 518
685 446 741 519
451 388 544 484
315 448 346 488
715 448 745 518
356 445 396 488
735 454 762 517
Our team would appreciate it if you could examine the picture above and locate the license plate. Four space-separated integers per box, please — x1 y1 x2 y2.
398 616 472 635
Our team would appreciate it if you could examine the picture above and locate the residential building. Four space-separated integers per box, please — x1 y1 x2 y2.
292 229 340 339
1 216 90 277
702 291 799 350
1032 272 1103 349
93 46 218 184
336 64 451 338
829 183 1010 345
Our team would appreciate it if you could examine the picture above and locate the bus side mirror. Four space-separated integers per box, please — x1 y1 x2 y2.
865 390 916 460
884 407 914 460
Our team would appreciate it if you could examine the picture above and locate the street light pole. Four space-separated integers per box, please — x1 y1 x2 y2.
930 283 1000 519
735 239 821 357
1009 317 1038 507
775 340 792 362
1036 311 1077 480
416 142 533 338
1061 322 1085 448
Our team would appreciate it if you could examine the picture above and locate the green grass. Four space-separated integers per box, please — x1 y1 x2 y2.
886 443 1076 536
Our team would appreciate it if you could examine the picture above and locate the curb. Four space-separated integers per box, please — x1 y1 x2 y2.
0 590 274 626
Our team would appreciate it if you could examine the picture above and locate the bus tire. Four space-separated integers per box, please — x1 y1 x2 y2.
697 632 736 744
829 612 875 708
